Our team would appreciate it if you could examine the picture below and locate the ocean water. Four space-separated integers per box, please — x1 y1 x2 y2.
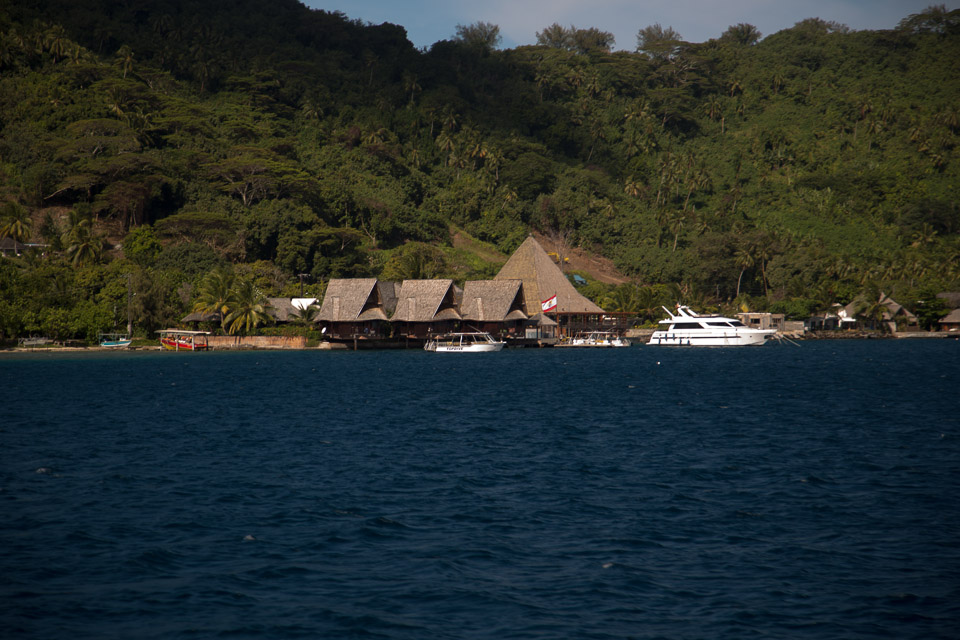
1 340 958 639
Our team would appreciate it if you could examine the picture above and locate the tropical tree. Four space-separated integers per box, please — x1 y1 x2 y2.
636 24 682 60
734 247 755 297
223 277 272 335
0 202 32 244
289 302 320 326
192 267 235 328
454 22 501 50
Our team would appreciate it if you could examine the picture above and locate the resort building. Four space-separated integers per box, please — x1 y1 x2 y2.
459 279 528 338
316 278 396 340
737 312 785 332
390 279 462 338
494 236 605 338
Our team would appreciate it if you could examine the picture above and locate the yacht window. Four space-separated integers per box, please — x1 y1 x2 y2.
729 320 745 327
673 322 703 330
706 321 732 327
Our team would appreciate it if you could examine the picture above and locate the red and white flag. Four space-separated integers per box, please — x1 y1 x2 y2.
541 294 557 312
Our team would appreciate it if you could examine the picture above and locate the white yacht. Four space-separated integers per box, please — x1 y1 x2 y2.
424 332 505 352
648 305 776 346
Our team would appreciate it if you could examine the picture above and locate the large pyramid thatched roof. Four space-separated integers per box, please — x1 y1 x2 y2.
495 236 603 314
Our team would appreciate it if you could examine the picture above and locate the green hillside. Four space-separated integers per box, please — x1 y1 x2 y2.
1 1 958 341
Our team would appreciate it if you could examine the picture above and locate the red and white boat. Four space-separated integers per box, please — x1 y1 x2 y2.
157 329 211 351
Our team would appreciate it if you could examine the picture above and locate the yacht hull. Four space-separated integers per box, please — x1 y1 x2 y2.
648 331 772 346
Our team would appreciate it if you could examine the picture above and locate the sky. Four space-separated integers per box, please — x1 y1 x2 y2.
300 0 959 51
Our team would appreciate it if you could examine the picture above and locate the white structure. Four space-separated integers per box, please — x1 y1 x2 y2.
648 305 776 346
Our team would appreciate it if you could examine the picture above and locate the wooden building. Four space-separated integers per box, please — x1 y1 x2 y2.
459 279 528 338
391 279 461 338
494 236 605 337
317 278 396 340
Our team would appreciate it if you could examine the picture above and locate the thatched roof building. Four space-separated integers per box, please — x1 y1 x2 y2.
318 279 392 322
391 279 461 323
494 236 603 315
460 280 527 323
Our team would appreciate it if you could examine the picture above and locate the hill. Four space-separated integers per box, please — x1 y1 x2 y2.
1 0 958 340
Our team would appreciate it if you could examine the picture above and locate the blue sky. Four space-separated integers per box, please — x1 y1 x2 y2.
300 0 959 51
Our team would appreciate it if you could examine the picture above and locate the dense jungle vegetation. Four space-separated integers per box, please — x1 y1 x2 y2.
1 0 958 341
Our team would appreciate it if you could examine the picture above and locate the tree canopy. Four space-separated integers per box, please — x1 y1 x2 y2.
1 0 958 342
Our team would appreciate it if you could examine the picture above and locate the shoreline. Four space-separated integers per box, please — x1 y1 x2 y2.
2 330 957 354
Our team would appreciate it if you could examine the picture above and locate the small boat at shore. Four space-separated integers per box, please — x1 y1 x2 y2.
559 331 631 347
649 305 776 346
157 329 211 351
424 332 505 353
99 333 132 348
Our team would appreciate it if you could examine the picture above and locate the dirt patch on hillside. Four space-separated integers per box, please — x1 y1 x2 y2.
532 232 630 285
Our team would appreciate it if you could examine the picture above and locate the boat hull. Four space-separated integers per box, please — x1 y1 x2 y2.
100 339 132 348
429 343 504 353
160 338 209 351
424 332 505 352
648 331 773 346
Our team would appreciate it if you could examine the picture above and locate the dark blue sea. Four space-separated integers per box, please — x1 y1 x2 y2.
2 340 959 639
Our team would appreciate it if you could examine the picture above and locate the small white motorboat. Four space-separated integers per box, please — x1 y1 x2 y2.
424 332 505 352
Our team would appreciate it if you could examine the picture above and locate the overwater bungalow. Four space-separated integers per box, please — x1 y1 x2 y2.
459 279 528 338
316 278 396 341
391 279 461 339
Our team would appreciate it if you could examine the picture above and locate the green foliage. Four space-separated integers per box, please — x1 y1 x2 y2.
0 0 957 342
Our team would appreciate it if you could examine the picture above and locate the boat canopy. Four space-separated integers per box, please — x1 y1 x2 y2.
156 329 211 335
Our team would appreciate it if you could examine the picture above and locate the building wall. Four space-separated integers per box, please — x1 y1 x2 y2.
207 335 307 349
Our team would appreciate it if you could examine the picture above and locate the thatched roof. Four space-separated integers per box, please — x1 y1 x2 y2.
181 311 220 323
842 292 918 323
878 293 916 321
940 308 960 324
318 278 380 322
495 236 604 314
391 279 461 322
378 281 400 314
460 280 528 322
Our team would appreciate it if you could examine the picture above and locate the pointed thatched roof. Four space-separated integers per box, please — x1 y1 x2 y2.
391 279 461 322
318 278 381 322
460 280 528 322
495 236 604 314
939 308 960 325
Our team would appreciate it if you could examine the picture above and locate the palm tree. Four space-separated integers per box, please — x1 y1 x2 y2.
224 278 272 335
734 246 755 297
290 303 320 327
0 202 32 244
193 268 235 329
64 224 104 265
44 24 70 62
115 45 135 78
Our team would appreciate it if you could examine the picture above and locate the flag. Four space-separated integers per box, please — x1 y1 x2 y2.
541 294 557 313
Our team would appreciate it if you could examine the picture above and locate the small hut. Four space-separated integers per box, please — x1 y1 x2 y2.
317 279 394 339
494 236 604 337
459 280 528 338
391 279 461 338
